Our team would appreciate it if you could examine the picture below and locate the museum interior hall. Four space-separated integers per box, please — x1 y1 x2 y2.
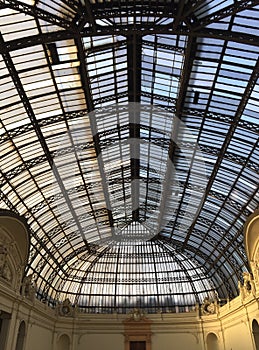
0 0 258 349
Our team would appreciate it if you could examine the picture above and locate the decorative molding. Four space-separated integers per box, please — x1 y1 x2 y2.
127 308 147 322
0 243 13 283
123 309 153 350
21 274 36 302
56 298 74 317
201 297 218 315
238 272 256 301
0 211 30 293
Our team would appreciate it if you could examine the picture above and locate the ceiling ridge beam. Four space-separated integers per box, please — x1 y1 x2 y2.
2 26 259 56
155 35 197 235
127 34 142 221
75 35 115 231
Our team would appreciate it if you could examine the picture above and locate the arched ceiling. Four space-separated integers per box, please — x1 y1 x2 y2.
0 0 258 313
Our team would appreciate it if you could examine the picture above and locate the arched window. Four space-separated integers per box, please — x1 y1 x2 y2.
252 319 259 350
15 321 26 350
206 332 219 350
57 334 70 350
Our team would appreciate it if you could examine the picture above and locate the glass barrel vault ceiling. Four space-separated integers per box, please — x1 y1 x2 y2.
0 0 258 313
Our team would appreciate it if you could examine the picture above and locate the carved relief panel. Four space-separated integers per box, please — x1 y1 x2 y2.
0 211 30 293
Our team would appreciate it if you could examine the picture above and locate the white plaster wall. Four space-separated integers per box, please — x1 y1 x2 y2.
78 333 124 350
223 320 254 350
152 333 201 350
26 324 53 350
77 332 202 350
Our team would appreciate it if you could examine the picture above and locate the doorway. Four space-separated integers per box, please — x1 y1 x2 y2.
0 311 11 350
130 341 146 350
15 321 26 350
252 319 259 350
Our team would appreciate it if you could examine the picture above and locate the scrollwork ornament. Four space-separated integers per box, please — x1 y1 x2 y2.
21 274 36 301
57 298 74 317
0 244 13 283
201 297 217 315
128 308 145 321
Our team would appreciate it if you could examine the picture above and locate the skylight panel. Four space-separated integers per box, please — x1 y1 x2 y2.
233 13 259 35
194 0 233 19
56 41 78 62
18 143 44 162
11 45 47 69
242 84 259 125
0 13 38 41
223 52 255 67
0 77 21 107
22 74 53 92
141 38 184 103
227 138 256 159
211 181 231 197
83 35 117 49
37 0 77 22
